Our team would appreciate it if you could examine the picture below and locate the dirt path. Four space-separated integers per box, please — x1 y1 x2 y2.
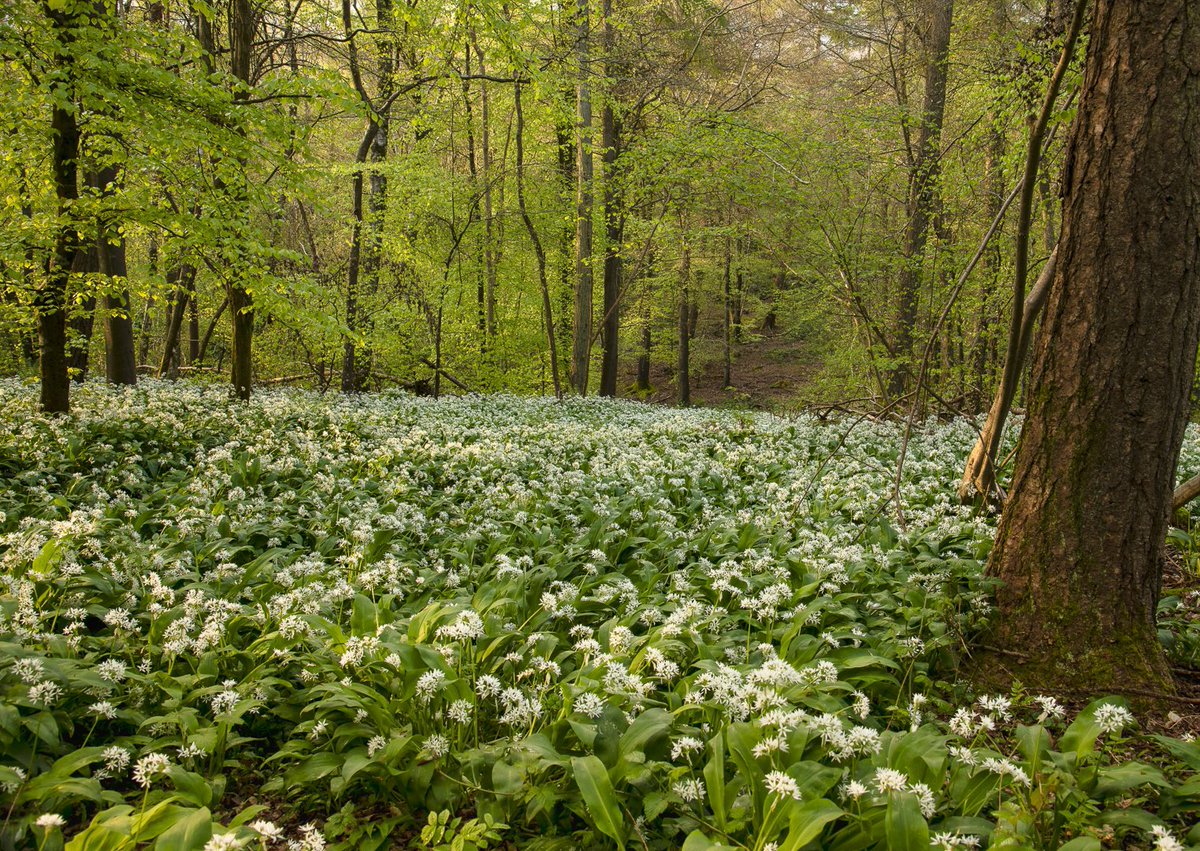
620 331 821 410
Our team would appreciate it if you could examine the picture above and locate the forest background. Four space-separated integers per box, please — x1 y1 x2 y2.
0 0 1078 411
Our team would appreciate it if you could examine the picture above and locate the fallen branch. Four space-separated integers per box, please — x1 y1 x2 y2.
1173 472 1200 512
418 357 471 392
258 374 308 386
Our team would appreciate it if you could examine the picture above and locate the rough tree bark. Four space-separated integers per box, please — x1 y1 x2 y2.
985 0 1200 694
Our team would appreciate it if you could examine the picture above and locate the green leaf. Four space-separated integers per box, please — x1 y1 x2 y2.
703 732 727 832
492 760 523 797
23 711 61 746
571 755 626 847
340 751 372 785
884 792 929 851
167 767 213 808
1015 725 1050 774
152 807 212 851
351 594 378 636
285 751 342 786
1061 698 1128 759
642 791 669 822
618 708 672 756
1094 762 1169 797
1095 806 1162 832
1056 838 1101 851
779 798 842 851
681 831 737 850
1151 735 1200 771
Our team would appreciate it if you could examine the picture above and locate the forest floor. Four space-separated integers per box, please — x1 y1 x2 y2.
4 383 1200 849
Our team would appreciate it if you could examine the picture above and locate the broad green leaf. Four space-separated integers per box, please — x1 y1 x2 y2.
152 807 212 851
884 792 929 851
492 760 523 797
1094 762 1169 797
779 798 842 851
704 732 727 832
1057 838 1101 851
571 755 626 847
1061 698 1129 758
681 831 737 851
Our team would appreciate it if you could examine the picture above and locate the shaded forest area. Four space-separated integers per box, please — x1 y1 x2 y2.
2 0 1080 412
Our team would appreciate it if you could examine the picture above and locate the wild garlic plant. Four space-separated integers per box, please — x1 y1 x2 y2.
0 381 1197 849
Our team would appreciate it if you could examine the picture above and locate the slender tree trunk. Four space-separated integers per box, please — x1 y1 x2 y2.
597 0 621 397
571 0 594 394
341 0 392 390
637 324 651 392
985 0 1200 694
959 0 1086 501
187 295 199 364
159 265 194 378
94 163 137 385
197 295 228 365
342 122 374 393
971 113 1006 409
890 0 954 399
677 243 691 408
598 101 622 397
365 0 392 361
515 81 562 398
16 172 38 367
723 234 733 389
555 90 576 383
67 246 97 382
473 33 498 338
733 240 744 343
462 41 486 349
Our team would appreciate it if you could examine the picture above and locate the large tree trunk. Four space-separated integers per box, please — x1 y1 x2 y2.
101 257 137 385
571 0 594 395
228 0 254 401
39 1 82 414
889 0 954 399
985 0 1200 694
96 162 137 385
